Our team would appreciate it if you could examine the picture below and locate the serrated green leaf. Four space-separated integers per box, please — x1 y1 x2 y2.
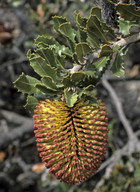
53 16 67 31
111 51 125 77
83 84 95 92
74 11 87 28
86 96 99 106
74 11 87 44
29 57 57 81
62 72 89 88
27 49 36 60
76 28 87 43
116 4 140 21
78 73 98 87
75 43 92 63
71 72 86 85
72 52 79 64
41 76 59 91
36 48 57 68
71 72 85 81
56 55 66 71
79 92 98 106
35 83 59 95
84 70 96 76
34 92 48 100
87 15 108 43
87 57 109 71
84 57 109 84
87 31 100 48
13 73 40 94
59 22 76 43
35 36 58 47
27 49 31 59
30 36 69 73
79 84 95 97
101 22 116 39
98 44 113 58
62 74 74 87
57 46 72 57
35 36 72 57
24 96 39 113
64 88 78 107
119 18 139 36
90 7 101 20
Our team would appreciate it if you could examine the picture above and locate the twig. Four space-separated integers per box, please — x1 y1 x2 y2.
21 137 35 147
0 56 28 70
95 132 140 189
0 121 33 150
114 32 140 48
0 110 33 150
70 32 140 74
69 64 82 74
16 157 31 172
0 110 31 124
102 79 135 140
94 79 140 189
93 78 140 188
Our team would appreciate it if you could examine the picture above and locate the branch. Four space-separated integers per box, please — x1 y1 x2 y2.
69 64 82 74
102 79 135 140
0 110 33 150
70 32 140 74
114 32 140 47
0 56 28 70
95 133 140 189
98 128 140 174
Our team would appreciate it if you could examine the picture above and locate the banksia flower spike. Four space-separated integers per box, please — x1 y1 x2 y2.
33 99 108 184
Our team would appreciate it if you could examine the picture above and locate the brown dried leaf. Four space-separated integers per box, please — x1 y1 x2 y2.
0 32 13 45
37 5 45 19
32 162 45 173
126 65 140 77
0 151 6 163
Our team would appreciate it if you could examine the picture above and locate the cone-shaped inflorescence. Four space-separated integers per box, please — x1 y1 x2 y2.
33 99 108 184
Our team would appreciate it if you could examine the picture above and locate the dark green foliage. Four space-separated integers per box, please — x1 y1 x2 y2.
116 4 140 21
13 2 140 111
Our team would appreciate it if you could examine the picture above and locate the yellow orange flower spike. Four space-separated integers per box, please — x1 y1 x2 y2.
33 99 108 184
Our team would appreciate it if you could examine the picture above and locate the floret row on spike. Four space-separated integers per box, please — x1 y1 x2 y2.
33 99 109 184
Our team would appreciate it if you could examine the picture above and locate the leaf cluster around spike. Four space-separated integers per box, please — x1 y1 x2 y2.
13 3 139 111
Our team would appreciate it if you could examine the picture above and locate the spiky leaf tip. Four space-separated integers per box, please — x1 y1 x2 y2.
33 99 109 184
